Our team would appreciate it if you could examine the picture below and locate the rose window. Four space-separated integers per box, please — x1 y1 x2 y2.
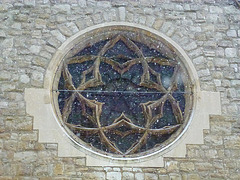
53 30 193 157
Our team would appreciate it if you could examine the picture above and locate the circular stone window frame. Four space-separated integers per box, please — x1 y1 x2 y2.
47 22 199 160
26 22 221 167
52 23 196 158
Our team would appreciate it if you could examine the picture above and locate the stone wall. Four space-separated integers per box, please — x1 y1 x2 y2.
0 0 240 179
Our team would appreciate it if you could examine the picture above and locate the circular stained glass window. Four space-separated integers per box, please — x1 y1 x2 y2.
53 26 193 158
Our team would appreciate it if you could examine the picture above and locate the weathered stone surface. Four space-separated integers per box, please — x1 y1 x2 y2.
145 173 158 180
31 70 44 87
53 163 63 175
52 4 71 14
106 172 121 180
224 136 240 149
195 162 213 171
198 69 210 77
153 18 163 30
193 56 205 65
118 7 126 21
223 67 235 79
184 41 197 51
82 172 105 180
225 48 237 58
213 58 228 68
122 172 134 180
179 162 195 172
158 174 169 180
24 0 35 7
166 161 179 172
75 158 85 166
204 134 223 145
135 173 144 180
169 173 182 180
1 38 13 49
227 29 237 37
29 45 41 55
231 80 240 87
20 74 30 84
14 151 37 163
78 0 87 7
209 6 223 14
187 174 200 180
50 29 66 42
0 1 239 180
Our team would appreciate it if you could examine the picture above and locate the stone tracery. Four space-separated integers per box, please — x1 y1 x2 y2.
56 34 188 156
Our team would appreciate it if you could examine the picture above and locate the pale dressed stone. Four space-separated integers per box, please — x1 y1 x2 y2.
78 0 87 7
58 25 73 37
213 58 228 68
20 74 30 84
223 67 235 79
214 79 221 87
166 161 178 172
205 149 218 158
139 15 146 25
52 4 71 14
0 102 8 108
204 134 223 145
193 56 205 65
153 18 163 30
14 151 37 163
122 172 134 180
210 120 232 135
179 162 195 171
224 136 240 149
158 175 169 180
66 22 79 34
118 7 126 21
231 80 240 87
51 30 66 42
35 19 47 29
75 158 85 166
135 173 144 180
145 173 158 180
198 69 210 77
146 16 155 27
0 30 6 38
0 4 11 12
227 30 237 37
1 38 13 49
169 173 182 180
29 45 41 55
112 168 120 172
140 0 156 7
227 88 237 98
24 0 35 6
187 174 201 180
31 71 43 85
107 172 121 180
225 48 237 58
0 71 11 80
184 41 197 51
82 172 106 180
209 6 223 14
97 1 111 8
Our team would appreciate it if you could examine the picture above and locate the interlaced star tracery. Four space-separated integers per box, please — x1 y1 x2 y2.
57 34 187 155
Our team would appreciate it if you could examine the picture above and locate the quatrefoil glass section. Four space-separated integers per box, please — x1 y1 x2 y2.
53 28 193 158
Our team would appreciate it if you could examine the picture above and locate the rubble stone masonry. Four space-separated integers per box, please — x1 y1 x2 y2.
0 0 240 179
